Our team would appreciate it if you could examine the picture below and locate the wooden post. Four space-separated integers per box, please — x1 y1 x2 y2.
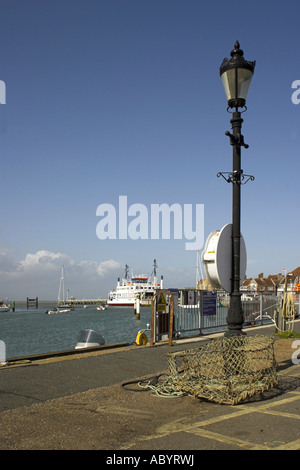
150 297 155 346
150 290 175 346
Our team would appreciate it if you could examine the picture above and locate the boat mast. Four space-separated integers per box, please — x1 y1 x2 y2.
125 264 129 280
196 250 204 288
58 265 66 303
153 259 157 285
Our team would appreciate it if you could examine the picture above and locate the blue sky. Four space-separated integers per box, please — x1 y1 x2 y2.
0 0 300 300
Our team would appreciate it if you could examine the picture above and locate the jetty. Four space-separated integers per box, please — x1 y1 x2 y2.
61 298 107 306
61 298 152 306
26 297 38 309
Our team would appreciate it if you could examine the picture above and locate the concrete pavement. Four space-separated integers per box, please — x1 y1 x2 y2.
1 323 300 451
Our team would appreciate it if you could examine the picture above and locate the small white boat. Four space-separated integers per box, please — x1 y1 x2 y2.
0 304 11 312
45 307 71 315
75 329 106 349
0 301 11 312
97 304 107 311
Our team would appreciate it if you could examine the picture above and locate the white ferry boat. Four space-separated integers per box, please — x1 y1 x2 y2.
107 260 163 306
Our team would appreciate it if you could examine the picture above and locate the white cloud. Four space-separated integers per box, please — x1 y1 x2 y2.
18 250 74 272
0 247 122 300
96 259 122 277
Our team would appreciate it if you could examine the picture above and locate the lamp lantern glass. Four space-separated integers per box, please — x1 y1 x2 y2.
220 41 255 109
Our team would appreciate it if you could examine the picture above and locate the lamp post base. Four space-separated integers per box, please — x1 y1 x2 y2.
224 293 246 337
224 329 246 337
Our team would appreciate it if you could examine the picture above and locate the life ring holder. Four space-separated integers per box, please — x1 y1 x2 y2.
136 330 148 346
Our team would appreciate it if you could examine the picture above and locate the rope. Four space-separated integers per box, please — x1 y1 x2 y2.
274 292 296 333
121 374 161 392
122 373 186 397
138 377 187 398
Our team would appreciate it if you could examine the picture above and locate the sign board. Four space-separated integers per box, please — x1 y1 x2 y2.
201 290 217 316
157 292 167 311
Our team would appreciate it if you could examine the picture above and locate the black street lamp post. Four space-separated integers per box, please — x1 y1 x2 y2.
218 41 256 337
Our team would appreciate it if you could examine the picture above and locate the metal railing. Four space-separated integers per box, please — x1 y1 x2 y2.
175 291 226 338
151 290 283 344
242 294 280 326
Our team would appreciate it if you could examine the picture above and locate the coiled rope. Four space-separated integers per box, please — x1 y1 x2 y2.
274 292 296 333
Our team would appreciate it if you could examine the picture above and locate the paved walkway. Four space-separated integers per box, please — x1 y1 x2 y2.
1 323 300 451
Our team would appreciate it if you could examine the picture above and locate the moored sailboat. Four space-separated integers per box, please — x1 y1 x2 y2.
45 266 74 314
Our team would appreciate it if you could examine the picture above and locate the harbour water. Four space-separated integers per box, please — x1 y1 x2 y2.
0 302 152 359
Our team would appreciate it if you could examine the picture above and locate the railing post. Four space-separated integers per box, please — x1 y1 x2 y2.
199 290 202 335
259 294 263 324
168 294 174 347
